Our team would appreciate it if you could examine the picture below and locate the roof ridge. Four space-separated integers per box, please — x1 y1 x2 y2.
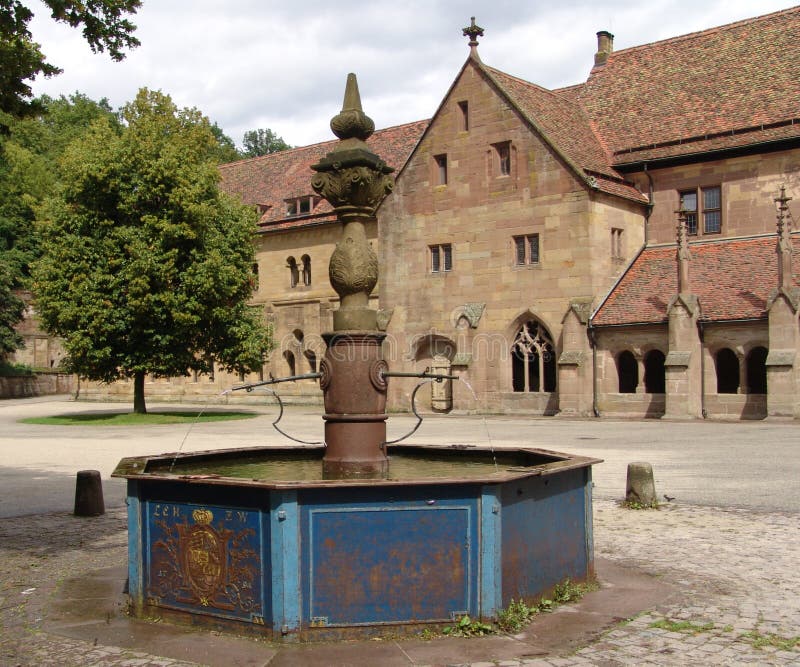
607 5 800 58
220 118 430 169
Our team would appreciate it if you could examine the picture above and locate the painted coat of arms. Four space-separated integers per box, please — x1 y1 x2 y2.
145 502 264 623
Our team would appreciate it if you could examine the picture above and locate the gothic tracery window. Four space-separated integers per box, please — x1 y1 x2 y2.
511 320 556 392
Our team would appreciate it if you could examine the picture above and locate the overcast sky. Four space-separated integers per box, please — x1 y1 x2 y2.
27 0 798 150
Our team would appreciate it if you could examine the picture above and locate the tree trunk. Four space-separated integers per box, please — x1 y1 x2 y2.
133 371 147 414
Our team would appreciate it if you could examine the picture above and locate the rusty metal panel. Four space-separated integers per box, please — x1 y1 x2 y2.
142 499 269 626
500 468 589 605
300 486 479 626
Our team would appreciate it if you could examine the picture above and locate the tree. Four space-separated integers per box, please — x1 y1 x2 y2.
210 122 241 163
0 0 140 129
241 128 291 158
0 93 119 359
33 89 273 413
0 258 24 360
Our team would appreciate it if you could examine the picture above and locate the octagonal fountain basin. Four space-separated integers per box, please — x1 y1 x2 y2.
112 444 601 641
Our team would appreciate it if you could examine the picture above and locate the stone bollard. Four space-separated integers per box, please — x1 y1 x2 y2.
625 461 657 507
74 470 105 516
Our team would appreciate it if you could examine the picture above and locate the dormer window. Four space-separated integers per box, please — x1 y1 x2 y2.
285 196 316 217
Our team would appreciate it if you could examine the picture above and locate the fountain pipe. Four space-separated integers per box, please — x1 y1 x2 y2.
380 368 459 382
232 373 323 392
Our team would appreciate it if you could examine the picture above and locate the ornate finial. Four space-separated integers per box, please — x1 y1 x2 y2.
330 73 375 142
775 184 792 237
775 184 794 290
675 198 691 293
675 197 689 248
310 73 395 331
463 17 484 52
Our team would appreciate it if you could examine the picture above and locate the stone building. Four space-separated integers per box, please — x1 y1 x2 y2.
15 7 800 417
378 8 800 419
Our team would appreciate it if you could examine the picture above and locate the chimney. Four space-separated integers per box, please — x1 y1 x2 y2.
594 30 614 67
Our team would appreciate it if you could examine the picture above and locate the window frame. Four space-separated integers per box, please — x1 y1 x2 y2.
433 154 448 186
457 101 469 132
679 185 722 236
493 141 511 177
429 243 453 273
513 233 540 266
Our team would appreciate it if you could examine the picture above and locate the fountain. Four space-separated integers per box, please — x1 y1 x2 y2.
112 75 600 641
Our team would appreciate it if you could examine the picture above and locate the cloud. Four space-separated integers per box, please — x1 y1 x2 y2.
26 0 799 148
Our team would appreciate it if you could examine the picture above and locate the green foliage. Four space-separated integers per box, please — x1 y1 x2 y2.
0 257 25 359
0 359 32 376
741 630 800 651
0 93 120 358
622 498 659 510
33 88 273 412
21 411 258 425
0 1 140 128
241 128 291 158
496 579 599 633
442 614 493 637
649 618 714 634
210 122 241 163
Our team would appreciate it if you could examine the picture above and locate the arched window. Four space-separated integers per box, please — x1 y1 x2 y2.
643 350 666 393
746 346 768 394
301 254 311 286
283 350 296 376
716 348 739 394
287 257 299 288
511 320 556 392
304 350 317 373
617 350 638 393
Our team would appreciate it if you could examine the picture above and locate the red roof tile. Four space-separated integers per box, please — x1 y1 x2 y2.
579 7 800 163
593 235 800 326
219 120 428 233
483 66 646 203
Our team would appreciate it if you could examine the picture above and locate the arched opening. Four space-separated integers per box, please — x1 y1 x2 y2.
746 346 768 394
643 350 665 393
617 350 638 393
283 350 296 376
511 320 556 393
301 254 311 286
287 256 299 288
304 350 317 374
715 348 739 394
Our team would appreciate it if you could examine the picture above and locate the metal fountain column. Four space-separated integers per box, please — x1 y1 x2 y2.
311 73 395 478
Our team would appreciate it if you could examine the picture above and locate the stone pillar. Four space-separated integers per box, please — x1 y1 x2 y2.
766 187 800 418
664 295 702 419
766 293 800 417
664 209 702 419
557 298 594 417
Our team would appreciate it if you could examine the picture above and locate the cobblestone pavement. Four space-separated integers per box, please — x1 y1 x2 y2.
1 499 798 666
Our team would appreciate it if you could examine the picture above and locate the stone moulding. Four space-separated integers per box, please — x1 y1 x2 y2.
665 351 692 367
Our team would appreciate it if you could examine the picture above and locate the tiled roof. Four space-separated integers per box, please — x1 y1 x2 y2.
483 66 646 203
592 236 800 326
579 7 800 164
219 120 428 233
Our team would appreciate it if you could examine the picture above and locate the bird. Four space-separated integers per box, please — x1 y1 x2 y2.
663 494 675 502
